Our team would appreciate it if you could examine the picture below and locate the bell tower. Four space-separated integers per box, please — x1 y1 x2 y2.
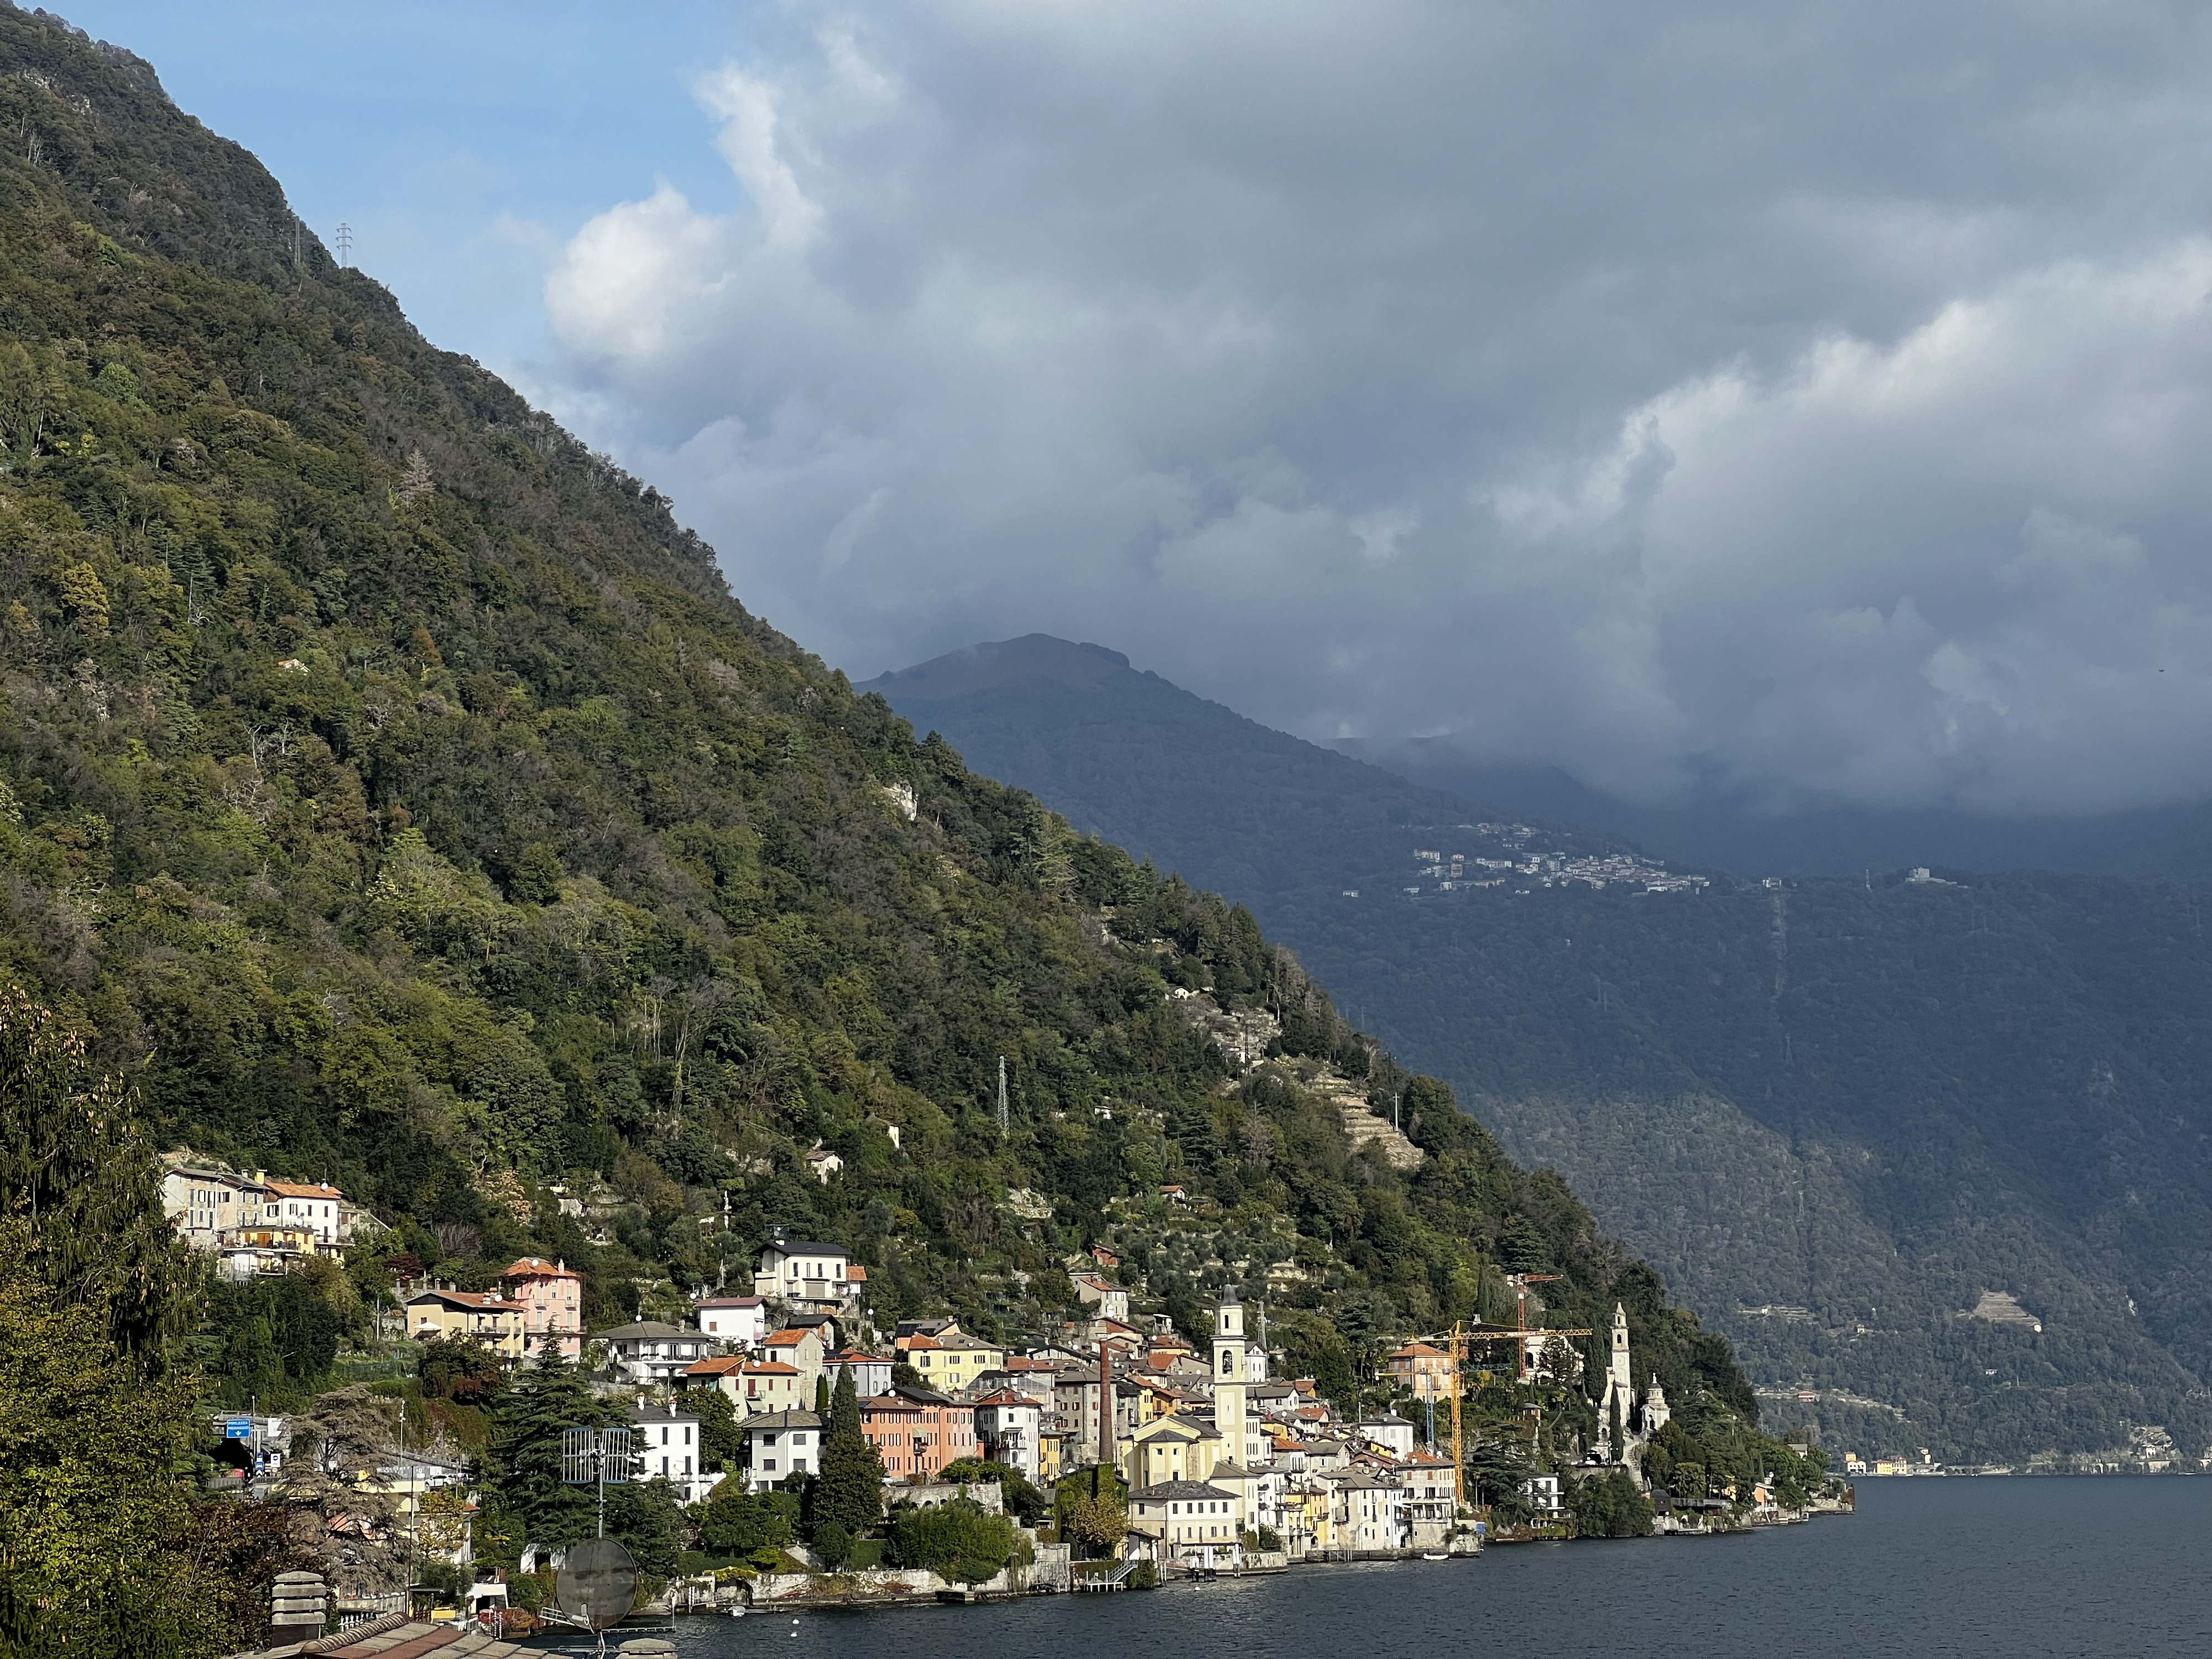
1213 1284 1248 1469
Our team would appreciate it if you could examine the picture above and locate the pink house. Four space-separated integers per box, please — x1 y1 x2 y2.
498 1257 584 1359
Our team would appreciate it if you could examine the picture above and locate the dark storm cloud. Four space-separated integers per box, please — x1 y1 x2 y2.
538 1 2212 812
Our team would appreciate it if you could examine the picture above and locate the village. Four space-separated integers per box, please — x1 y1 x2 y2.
1405 828 1710 896
160 1162 1846 1631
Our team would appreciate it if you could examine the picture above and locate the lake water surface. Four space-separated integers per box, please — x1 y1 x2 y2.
665 1476 2208 1658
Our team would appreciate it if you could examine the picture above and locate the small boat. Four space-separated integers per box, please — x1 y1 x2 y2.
1422 1552 1449 1561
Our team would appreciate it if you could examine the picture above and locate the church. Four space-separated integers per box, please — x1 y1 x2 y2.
1594 1302 1670 1470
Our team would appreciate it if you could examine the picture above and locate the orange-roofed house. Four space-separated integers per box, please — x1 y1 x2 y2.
259 1178 348 1251
1385 1340 1454 1402
499 1257 584 1359
764 1327 827 1398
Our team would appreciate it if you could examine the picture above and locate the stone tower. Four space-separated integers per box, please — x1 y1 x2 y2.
1597 1301 1634 1461
1214 1284 1248 1468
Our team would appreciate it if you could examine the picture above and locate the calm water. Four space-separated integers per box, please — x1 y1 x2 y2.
661 1477 2207 1658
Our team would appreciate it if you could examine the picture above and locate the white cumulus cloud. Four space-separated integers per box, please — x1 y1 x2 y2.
536 0 2212 815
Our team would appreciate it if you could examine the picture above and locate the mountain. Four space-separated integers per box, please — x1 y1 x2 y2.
868 637 2212 1464
1333 738 2212 886
0 4 1752 1485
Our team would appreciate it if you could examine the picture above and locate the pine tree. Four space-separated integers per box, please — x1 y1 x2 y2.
484 1338 613 1551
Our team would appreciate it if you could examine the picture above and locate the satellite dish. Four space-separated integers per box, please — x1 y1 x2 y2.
556 1536 639 1631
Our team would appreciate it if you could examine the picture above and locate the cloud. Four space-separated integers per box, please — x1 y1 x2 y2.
537 1 2212 815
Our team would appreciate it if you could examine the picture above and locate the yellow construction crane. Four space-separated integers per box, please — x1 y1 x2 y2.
1396 1314 1590 1511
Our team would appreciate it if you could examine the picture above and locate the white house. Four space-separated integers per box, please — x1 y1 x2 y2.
752 1237 855 1308
972 1389 1044 1483
1353 1416 1417 1459
695 1295 768 1345
1333 1471 1408 1555
1128 1480 1243 1568
260 1179 348 1249
593 1321 712 1386
737 1409 821 1493
631 1401 722 1505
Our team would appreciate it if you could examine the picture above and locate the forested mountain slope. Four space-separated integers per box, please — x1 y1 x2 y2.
874 637 2212 1464
0 7 1748 1450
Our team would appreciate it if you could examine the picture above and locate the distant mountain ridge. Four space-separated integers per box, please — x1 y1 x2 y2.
868 635 2212 1465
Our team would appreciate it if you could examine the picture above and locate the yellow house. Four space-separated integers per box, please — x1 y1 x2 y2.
403 1287 528 1359
902 1332 1006 1393
1125 1412 1224 1490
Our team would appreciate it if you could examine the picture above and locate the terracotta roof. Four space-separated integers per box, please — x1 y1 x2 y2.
685 1356 746 1376
846 1265 868 1281
404 1288 514 1313
696 1295 764 1308
1387 1341 1448 1360
499 1256 580 1280
765 1328 816 1347
743 1360 801 1375
263 1178 343 1200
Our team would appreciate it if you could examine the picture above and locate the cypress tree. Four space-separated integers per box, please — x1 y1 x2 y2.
807 1365 883 1540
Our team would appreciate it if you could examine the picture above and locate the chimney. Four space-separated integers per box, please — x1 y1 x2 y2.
270 1569 327 1642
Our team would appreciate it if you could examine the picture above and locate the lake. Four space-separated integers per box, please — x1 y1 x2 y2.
660 1476 2209 1658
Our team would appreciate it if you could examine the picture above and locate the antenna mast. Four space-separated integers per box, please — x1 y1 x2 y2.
997 1055 1009 1134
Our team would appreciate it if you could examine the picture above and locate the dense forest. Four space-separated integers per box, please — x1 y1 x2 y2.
876 638 2212 1463
0 13 1782 1645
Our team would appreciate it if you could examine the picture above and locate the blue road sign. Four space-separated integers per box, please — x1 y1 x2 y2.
224 1418 253 1439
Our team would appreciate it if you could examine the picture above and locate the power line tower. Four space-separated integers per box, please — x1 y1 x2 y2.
997 1055 1009 1135
335 222 353 268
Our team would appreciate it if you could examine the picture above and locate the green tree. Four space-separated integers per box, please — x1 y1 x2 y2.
0 1221 216 1655
1568 1468 1653 1539
1053 1468 1129 1557
806 1365 884 1542
677 1386 744 1475
0 988 201 1363
420 1335 506 1404
483 1339 612 1552
606 1478 685 1577
888 1498 1017 1584
695 1485 797 1556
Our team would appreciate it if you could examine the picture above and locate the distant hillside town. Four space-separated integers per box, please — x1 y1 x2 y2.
1406 826 1710 896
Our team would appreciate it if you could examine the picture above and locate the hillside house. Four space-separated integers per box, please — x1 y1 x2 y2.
737 1410 820 1492
861 1388 979 1480
632 1401 721 1504
695 1294 768 1345
752 1237 857 1309
973 1389 1044 1482
594 1321 711 1386
898 1331 1006 1393
1071 1272 1129 1322
404 1287 527 1360
498 1258 583 1359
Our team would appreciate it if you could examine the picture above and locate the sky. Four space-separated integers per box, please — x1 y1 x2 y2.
55 1 2212 816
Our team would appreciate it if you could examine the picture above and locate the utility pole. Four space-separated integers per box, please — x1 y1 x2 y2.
335 222 352 268
997 1055 1009 1135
